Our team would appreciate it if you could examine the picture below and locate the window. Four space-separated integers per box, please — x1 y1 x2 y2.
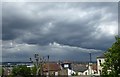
99 60 102 66
55 72 58 76
64 64 69 68
99 70 102 75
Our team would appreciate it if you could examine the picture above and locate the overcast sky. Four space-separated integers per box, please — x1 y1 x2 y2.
2 2 118 62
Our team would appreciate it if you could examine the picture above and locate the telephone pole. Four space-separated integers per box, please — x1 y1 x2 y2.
30 54 50 77
47 55 50 77
88 52 92 76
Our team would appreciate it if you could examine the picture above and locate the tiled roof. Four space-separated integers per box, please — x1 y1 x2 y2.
72 64 88 72
43 63 61 72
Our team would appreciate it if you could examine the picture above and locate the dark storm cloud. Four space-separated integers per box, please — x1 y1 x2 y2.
2 2 118 61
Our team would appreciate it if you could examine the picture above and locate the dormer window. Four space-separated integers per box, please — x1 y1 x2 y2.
64 64 69 68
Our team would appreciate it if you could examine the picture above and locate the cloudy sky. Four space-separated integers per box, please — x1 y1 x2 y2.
2 2 118 62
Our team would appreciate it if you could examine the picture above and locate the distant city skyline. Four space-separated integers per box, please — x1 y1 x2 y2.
2 2 118 62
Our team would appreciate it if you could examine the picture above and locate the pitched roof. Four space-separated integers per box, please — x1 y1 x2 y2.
63 61 71 64
97 54 105 58
72 64 88 72
43 63 61 72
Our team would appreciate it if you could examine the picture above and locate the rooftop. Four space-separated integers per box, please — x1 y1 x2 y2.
97 54 105 58
43 63 61 72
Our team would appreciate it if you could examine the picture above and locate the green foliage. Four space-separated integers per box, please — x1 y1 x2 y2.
31 64 37 76
71 73 75 76
71 72 78 76
102 36 120 77
2 68 4 76
0 66 2 76
12 65 31 77
0 66 4 76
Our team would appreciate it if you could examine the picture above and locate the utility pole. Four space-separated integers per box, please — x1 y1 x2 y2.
88 52 92 76
35 54 39 77
90 52 92 63
47 55 50 77
30 54 49 77
30 54 40 77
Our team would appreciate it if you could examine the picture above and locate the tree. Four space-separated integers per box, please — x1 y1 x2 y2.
31 64 37 76
102 36 120 77
0 66 3 76
12 65 31 77
2 68 4 76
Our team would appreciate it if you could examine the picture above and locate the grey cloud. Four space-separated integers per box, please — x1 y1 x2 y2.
2 41 103 62
2 2 118 61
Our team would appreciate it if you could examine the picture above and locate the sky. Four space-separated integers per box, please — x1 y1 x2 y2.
2 2 118 62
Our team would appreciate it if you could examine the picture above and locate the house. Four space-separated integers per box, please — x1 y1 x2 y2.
42 62 72 76
42 63 61 76
72 64 88 75
61 61 76 76
91 63 98 75
61 61 72 69
97 54 105 75
72 63 97 76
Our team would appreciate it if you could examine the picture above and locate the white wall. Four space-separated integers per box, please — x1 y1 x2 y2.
67 68 75 76
97 58 105 75
83 69 95 75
